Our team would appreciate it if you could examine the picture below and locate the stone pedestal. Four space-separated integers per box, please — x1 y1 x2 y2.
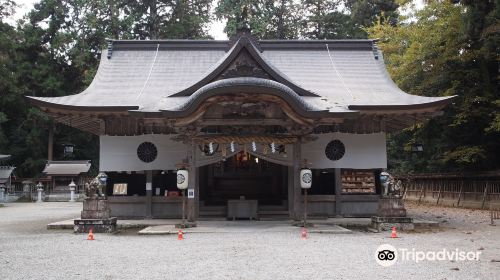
74 217 117 233
371 216 414 231
371 197 413 231
74 198 117 233
377 197 407 217
81 198 111 219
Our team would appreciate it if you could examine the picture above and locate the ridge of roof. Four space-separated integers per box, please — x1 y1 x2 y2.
107 38 376 51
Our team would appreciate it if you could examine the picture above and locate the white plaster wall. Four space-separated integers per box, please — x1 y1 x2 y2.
100 135 187 171
301 133 387 169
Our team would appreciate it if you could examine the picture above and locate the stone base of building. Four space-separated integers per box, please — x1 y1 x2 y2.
370 216 414 231
73 217 118 233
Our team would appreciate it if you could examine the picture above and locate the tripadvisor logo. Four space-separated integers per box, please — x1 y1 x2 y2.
375 244 397 267
375 244 482 267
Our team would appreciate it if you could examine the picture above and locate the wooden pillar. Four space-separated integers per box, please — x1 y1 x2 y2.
48 124 54 161
187 143 198 222
145 170 153 218
292 140 302 220
288 166 294 219
334 168 343 216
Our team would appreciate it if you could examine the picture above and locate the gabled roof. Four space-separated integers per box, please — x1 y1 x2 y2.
26 36 454 119
42 160 91 176
0 166 15 184
170 36 318 97
0 155 10 161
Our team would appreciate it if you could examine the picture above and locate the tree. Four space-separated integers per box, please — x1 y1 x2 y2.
344 0 402 38
299 0 354 39
367 1 499 172
215 0 302 39
0 0 214 177
125 0 213 39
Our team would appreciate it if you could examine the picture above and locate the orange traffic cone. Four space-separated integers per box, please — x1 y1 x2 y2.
87 228 94 240
391 227 398 238
301 228 308 240
177 229 184 240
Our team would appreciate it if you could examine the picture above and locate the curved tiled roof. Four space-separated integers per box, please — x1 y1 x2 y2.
26 36 454 116
160 77 339 119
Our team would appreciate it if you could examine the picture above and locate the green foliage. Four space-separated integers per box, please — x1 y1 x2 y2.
368 1 500 172
0 0 213 178
216 0 399 39
2 0 496 178
125 0 213 39
215 0 303 39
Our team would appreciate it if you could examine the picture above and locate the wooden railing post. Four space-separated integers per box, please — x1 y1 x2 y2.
481 182 489 210
457 181 464 207
418 181 425 205
436 181 443 205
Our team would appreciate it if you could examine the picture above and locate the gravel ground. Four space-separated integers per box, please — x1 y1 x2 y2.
0 202 499 280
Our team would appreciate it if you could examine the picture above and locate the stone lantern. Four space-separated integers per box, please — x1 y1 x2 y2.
36 182 44 203
0 184 5 202
68 180 77 202
63 143 75 158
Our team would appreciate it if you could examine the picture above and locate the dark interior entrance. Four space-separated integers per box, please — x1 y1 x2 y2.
199 151 288 206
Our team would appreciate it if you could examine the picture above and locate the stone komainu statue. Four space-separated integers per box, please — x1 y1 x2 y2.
380 172 402 197
84 176 105 198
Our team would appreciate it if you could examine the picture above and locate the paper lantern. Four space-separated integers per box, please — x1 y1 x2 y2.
300 168 312 189
177 169 189 190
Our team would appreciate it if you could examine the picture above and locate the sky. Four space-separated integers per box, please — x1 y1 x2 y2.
10 0 425 40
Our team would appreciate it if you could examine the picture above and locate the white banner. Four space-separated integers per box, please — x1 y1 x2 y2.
100 135 187 171
301 133 387 169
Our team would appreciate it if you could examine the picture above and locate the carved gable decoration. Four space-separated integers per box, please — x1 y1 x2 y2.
216 49 271 80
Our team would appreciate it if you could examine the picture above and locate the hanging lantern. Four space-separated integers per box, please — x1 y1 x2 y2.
230 141 235 153
176 169 189 190
411 143 424 153
300 168 312 189
252 141 257 152
63 143 75 157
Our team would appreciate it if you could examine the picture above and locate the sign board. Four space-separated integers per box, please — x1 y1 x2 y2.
113 183 127 195
187 188 195 198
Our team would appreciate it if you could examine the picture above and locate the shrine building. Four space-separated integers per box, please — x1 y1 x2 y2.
27 32 453 220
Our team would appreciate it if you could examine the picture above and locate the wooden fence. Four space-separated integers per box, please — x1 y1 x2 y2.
395 171 500 209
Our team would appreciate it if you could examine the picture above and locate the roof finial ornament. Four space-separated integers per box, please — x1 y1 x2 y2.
228 4 262 52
